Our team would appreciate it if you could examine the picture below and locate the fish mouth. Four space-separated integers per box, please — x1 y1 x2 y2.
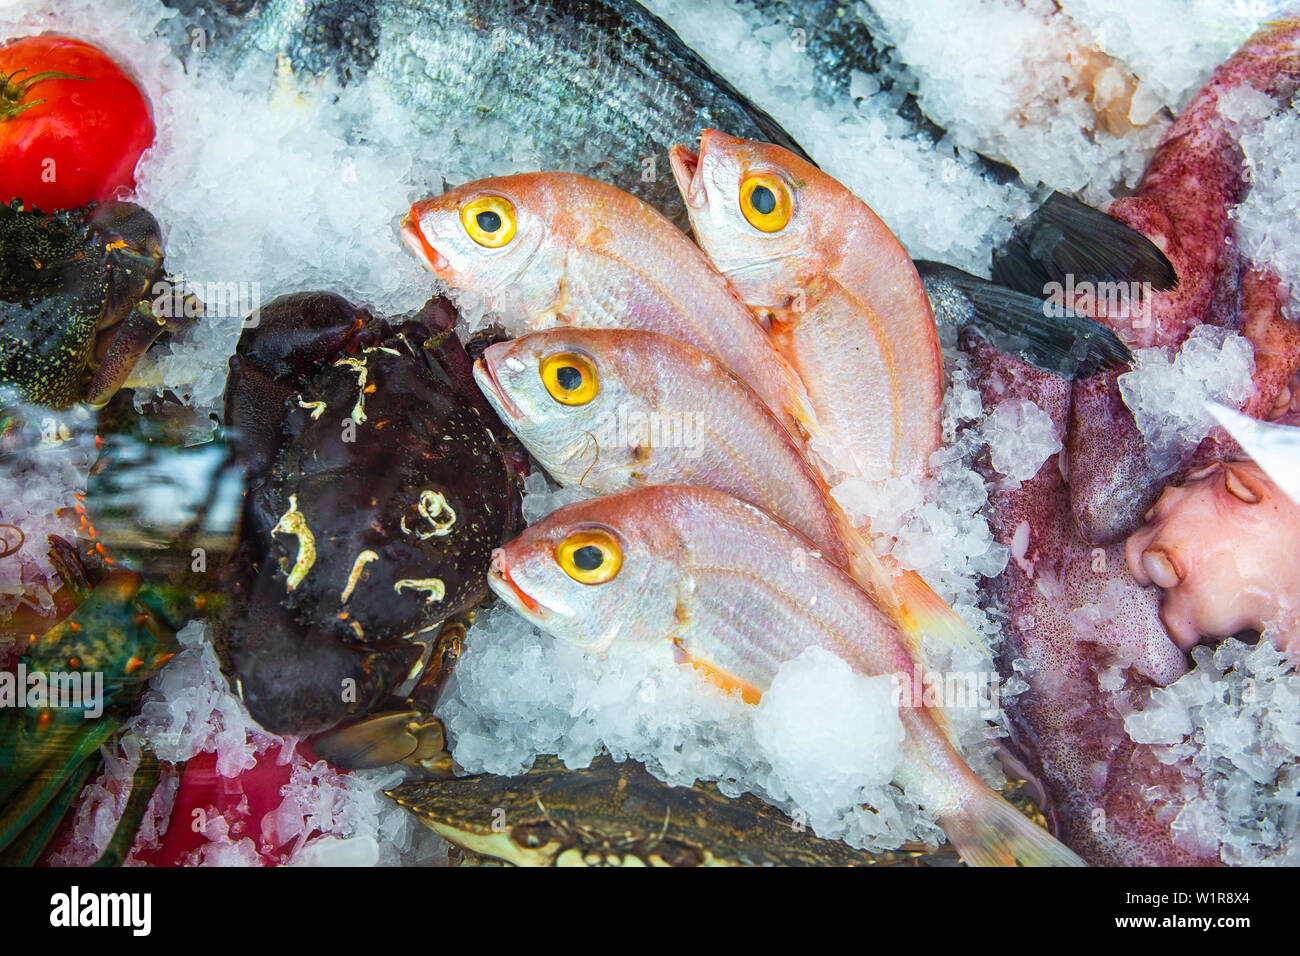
486 553 548 620
400 210 448 273
472 354 525 424
669 143 706 209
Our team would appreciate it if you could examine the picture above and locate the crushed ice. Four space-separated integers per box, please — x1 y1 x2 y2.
1236 107 1300 312
1124 637 1300 865
1118 325 1257 473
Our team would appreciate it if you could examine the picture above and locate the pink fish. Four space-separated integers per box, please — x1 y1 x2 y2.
473 326 973 648
401 172 817 444
489 484 1084 867
670 130 943 485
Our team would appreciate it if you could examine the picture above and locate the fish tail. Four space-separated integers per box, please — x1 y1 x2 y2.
836 515 986 661
940 786 1086 868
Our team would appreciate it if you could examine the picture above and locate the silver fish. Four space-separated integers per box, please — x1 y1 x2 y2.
161 0 810 227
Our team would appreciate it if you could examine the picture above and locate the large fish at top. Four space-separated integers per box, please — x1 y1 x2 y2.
671 130 943 485
159 0 809 228
165 0 1149 378
489 484 1085 867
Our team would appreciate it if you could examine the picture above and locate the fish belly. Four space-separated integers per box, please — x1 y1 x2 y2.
771 281 938 485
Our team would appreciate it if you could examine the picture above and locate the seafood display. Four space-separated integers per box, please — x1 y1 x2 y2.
490 484 1083 866
2 0 1298 874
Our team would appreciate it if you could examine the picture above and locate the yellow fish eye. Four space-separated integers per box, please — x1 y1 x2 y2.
739 173 793 232
557 528 622 585
461 195 517 248
539 351 599 405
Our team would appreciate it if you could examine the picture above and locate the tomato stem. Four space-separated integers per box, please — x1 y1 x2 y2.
0 68 91 121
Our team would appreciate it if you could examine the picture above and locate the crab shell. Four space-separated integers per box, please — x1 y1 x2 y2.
217 293 521 735
0 200 182 409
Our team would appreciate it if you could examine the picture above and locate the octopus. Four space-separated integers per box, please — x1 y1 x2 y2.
1050 21 1300 544
973 19 1300 865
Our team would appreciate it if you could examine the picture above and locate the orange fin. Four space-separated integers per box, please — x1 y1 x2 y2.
673 640 763 705
893 568 988 662
835 514 986 663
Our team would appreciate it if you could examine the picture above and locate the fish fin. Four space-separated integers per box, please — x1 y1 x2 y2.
893 569 988 662
917 261 1133 377
990 191 1177 297
770 345 827 451
673 640 764 705
940 786 1086 867
835 512 987 663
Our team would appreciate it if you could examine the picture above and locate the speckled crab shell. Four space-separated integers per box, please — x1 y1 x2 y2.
0 200 179 409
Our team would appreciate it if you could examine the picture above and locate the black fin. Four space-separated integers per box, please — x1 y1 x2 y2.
991 191 1177 297
918 260 1134 378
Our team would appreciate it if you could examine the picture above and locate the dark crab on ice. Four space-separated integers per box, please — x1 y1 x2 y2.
0 199 189 409
216 291 524 738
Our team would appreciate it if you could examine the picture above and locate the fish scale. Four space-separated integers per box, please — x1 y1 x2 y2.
491 485 1086 866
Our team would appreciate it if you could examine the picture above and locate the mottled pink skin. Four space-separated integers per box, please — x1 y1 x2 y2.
967 333 1213 866
1065 21 1300 544
1240 270 1300 421
970 22 1300 867
1125 460 1300 657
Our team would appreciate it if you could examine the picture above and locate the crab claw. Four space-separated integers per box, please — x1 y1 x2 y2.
85 302 175 407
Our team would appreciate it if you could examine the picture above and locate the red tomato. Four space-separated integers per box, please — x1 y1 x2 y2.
0 35 155 210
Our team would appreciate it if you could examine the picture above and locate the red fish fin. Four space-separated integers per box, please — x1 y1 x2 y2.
673 640 763 705
939 786 1086 867
835 515 985 663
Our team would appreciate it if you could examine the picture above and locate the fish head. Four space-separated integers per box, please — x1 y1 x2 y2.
488 491 684 656
669 130 818 303
402 175 555 301
473 329 642 485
